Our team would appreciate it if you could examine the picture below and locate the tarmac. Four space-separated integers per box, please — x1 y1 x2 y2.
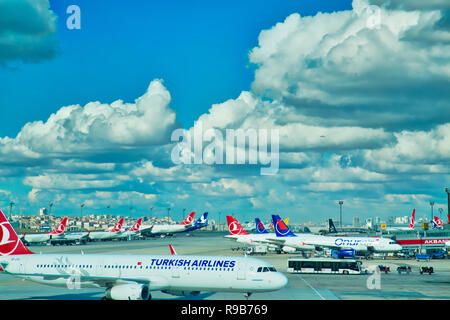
0 232 449 300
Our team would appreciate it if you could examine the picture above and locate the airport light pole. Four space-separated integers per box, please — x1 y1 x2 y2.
445 187 450 222
106 205 110 216
338 201 344 228
168 207 171 223
80 203 85 219
150 207 153 220
9 201 14 220
429 201 435 222
49 202 54 216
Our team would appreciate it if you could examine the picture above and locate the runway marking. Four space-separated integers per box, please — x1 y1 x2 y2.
298 276 326 300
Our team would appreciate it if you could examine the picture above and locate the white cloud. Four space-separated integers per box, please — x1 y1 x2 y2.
0 0 59 65
14 80 177 155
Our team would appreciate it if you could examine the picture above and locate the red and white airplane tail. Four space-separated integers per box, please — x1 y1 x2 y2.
226 215 250 235
169 244 177 255
49 217 68 235
179 212 196 225
408 209 416 229
128 218 143 232
107 218 124 233
0 209 34 257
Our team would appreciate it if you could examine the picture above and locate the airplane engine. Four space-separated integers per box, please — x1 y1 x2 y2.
105 284 150 300
162 290 200 297
282 246 297 253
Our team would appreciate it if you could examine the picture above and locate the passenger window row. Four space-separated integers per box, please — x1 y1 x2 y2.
35 264 236 272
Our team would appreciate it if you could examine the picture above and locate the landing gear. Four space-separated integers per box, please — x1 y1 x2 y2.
244 293 252 300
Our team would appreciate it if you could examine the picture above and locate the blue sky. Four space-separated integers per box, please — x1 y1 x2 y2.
0 0 351 138
0 0 449 224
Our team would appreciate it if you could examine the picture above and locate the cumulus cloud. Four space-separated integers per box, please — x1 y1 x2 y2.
0 0 59 65
0 80 177 168
249 0 450 131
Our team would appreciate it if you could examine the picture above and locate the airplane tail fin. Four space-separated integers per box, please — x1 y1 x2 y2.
195 212 208 225
129 218 143 231
109 218 124 232
432 216 444 229
408 209 415 229
255 218 268 234
179 212 196 225
328 219 337 233
0 209 34 256
271 215 296 237
49 217 68 235
169 244 177 255
226 216 249 235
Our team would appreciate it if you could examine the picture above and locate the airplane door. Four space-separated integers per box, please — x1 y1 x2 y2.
237 262 246 280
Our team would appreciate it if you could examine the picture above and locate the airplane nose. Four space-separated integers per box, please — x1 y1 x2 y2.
272 272 288 290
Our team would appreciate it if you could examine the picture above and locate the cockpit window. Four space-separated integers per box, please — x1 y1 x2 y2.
257 266 277 272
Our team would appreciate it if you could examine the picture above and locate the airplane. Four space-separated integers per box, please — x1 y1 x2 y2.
270 215 402 254
224 215 313 253
87 218 125 241
323 219 369 236
182 212 208 233
0 209 288 300
140 212 196 237
49 231 91 246
19 218 68 246
384 209 417 231
115 218 144 240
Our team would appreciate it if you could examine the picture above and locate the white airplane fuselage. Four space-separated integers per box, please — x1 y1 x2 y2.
20 233 64 244
88 231 124 241
148 224 189 235
0 254 288 297
278 234 402 253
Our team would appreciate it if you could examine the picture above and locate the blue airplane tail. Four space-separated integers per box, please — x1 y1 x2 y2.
271 215 296 237
195 212 208 226
255 218 268 234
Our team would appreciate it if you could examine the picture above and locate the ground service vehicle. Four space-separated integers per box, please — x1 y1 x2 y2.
287 258 364 275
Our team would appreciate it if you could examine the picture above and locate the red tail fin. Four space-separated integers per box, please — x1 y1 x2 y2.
128 218 143 231
169 244 177 255
0 209 33 256
408 209 415 229
108 218 124 232
179 212 195 225
49 217 68 235
226 215 250 235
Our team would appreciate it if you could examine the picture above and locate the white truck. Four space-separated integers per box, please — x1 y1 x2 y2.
246 245 268 255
